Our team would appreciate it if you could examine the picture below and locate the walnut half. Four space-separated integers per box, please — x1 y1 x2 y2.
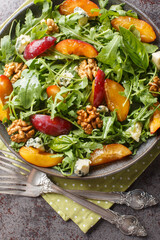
4 62 27 83
149 76 160 97
78 59 99 81
41 18 59 34
77 106 103 134
7 119 35 143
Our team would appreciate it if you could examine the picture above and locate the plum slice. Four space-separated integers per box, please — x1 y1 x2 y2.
24 36 56 60
19 147 63 167
55 39 98 58
90 144 132 166
111 16 156 43
59 0 99 17
104 79 130 122
150 104 160 134
31 114 72 136
89 69 105 107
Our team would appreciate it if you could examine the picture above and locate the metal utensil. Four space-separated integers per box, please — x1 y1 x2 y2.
0 149 158 210
0 151 147 236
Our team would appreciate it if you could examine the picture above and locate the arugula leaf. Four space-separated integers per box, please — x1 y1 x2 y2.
69 77 88 90
109 4 137 18
139 90 157 106
0 35 15 63
17 0 52 36
143 43 158 54
77 141 103 156
123 80 133 103
98 0 109 8
47 87 71 118
14 69 42 109
15 22 21 37
31 22 48 40
56 90 84 116
54 149 76 176
10 141 25 152
35 132 54 145
119 26 149 70
59 25 102 48
99 8 119 21
109 4 126 16
65 13 83 26
96 35 121 66
126 10 138 18
102 112 116 139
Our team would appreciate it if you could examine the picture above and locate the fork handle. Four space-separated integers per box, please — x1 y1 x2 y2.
68 189 123 201
51 183 146 237
66 189 158 210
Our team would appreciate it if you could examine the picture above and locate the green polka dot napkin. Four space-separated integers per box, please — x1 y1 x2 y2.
0 0 160 233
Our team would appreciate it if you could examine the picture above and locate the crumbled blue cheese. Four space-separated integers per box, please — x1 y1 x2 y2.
74 7 88 17
152 51 160 70
15 35 31 54
26 137 45 151
59 71 74 87
97 105 109 113
126 122 143 142
74 7 88 26
74 159 91 176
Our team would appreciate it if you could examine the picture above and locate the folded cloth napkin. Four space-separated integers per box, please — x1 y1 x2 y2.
0 0 160 233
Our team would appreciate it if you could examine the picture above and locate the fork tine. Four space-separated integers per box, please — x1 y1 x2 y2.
0 175 27 180
0 189 35 197
0 179 28 186
0 160 29 175
0 149 17 156
0 165 17 174
0 150 32 171
0 154 32 172
0 185 27 191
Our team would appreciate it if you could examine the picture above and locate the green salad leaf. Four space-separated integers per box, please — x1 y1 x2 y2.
119 26 149 70
49 135 78 152
0 35 15 63
13 69 42 109
97 35 121 65
98 0 109 8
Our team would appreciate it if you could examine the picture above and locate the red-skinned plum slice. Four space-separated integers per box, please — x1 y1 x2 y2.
24 36 56 60
90 69 105 107
31 115 72 136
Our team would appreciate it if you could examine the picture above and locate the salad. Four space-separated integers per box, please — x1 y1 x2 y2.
0 0 160 177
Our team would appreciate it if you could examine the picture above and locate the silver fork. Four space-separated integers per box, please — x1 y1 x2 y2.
0 151 152 237
0 150 158 210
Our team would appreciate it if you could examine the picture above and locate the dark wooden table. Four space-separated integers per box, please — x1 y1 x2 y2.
0 0 160 239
